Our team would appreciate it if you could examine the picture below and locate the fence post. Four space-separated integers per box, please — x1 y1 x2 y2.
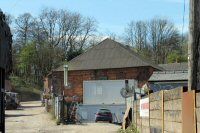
135 100 137 129
162 91 164 133
148 90 150 133
194 90 196 133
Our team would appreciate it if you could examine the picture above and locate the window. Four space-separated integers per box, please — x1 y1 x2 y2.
99 76 107 80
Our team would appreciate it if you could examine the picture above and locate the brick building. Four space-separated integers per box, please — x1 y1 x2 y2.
44 39 162 102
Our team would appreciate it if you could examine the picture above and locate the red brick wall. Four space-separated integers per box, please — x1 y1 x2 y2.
60 66 155 102
44 66 155 102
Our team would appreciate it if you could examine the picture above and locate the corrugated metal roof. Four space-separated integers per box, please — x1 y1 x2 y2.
159 62 188 71
149 71 188 81
55 38 162 71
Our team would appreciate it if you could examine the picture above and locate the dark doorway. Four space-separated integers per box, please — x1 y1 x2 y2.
0 68 5 133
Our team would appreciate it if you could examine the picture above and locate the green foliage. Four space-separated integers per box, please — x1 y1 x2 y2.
9 75 41 101
12 8 96 89
119 123 139 133
9 75 27 90
167 50 187 63
18 42 37 71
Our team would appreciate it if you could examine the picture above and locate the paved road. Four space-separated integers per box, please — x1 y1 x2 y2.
5 101 120 133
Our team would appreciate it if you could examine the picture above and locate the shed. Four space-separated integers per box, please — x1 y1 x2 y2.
149 71 188 92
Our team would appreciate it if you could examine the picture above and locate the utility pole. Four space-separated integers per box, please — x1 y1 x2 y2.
188 0 200 91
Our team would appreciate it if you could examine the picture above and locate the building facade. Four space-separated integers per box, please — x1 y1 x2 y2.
0 10 12 133
45 39 162 103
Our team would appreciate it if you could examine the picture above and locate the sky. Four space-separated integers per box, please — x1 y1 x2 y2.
0 0 189 36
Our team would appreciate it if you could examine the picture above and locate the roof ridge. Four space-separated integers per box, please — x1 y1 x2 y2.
110 39 163 70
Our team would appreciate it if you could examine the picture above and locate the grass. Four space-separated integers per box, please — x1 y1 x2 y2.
119 123 139 133
9 75 42 101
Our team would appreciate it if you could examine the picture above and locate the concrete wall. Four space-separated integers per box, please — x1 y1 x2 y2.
133 88 200 133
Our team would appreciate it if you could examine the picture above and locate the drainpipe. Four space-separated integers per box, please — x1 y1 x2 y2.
64 65 68 87
61 65 68 124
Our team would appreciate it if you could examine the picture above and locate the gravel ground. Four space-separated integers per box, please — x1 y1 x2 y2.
5 101 120 133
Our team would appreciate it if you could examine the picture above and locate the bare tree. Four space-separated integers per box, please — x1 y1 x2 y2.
39 8 59 48
15 13 34 46
76 17 97 50
124 18 180 64
125 21 148 51
11 7 97 85
39 8 96 53
148 19 180 63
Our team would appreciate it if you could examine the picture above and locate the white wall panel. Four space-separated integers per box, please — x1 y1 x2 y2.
83 80 137 104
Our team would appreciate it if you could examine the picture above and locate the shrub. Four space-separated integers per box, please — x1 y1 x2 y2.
119 123 139 133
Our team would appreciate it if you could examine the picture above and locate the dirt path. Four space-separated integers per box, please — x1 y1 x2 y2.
5 101 120 133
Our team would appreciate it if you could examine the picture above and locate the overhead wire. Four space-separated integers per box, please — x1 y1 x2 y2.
181 0 186 45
